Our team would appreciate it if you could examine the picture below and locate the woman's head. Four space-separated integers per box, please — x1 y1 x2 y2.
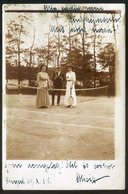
68 66 72 72
67 65 73 72
40 64 47 72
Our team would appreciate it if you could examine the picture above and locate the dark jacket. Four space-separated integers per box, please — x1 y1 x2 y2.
52 72 64 89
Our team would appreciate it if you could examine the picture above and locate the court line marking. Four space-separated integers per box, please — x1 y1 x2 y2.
7 115 114 131
6 108 114 120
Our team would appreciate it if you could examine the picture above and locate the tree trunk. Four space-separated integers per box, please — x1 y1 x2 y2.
29 28 35 85
112 14 118 96
6 79 8 91
17 27 22 94
57 30 60 66
47 31 50 67
82 14 85 66
55 15 60 67
69 19 71 65
82 14 86 87
93 22 96 88
18 45 21 93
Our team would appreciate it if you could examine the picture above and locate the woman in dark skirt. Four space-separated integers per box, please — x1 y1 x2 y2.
36 64 50 108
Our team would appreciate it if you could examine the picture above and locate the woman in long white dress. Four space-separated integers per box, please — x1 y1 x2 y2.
64 65 77 107
36 64 50 108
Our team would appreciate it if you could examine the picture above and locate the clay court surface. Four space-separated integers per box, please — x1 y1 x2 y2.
5 94 115 160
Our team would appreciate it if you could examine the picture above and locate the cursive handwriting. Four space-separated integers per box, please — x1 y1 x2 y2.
50 25 65 33
66 160 78 168
94 162 115 170
27 162 61 173
62 6 80 12
6 177 51 188
44 5 57 11
43 5 104 12
76 172 110 183
70 14 121 25
70 24 86 33
85 6 104 11
6 177 26 188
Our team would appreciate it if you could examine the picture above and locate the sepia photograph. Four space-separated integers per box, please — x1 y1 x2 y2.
2 3 125 190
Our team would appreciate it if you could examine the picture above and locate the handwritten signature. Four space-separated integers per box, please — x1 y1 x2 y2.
76 172 110 183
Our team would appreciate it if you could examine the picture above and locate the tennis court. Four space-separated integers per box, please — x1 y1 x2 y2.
5 94 115 160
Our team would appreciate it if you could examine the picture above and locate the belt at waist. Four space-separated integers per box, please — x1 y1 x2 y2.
67 80 72 82
38 87 47 89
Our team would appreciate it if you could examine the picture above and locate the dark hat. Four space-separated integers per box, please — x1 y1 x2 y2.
39 63 48 71
67 64 74 68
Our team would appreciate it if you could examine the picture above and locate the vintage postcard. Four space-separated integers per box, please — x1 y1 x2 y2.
2 3 125 190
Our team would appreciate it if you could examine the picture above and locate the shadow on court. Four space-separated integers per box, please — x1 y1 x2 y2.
5 94 115 160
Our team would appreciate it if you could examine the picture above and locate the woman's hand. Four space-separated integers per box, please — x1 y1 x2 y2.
49 87 53 91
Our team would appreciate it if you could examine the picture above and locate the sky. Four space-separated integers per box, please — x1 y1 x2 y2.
3 3 124 47
3 3 125 70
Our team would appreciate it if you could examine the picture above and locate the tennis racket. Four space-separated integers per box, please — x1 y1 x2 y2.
68 87 74 106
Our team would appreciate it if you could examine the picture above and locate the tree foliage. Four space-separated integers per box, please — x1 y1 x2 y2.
5 12 116 92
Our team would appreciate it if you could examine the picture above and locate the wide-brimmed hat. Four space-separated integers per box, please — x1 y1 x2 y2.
39 63 48 71
67 64 74 69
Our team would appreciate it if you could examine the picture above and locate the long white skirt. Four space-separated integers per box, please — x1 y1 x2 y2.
64 82 77 106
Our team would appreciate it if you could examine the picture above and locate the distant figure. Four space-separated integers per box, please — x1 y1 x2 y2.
64 64 77 107
52 66 64 106
36 64 50 108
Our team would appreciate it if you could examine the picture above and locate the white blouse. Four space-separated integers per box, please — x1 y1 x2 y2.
66 71 76 83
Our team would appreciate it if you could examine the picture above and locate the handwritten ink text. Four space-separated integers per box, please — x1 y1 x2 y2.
76 173 110 183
